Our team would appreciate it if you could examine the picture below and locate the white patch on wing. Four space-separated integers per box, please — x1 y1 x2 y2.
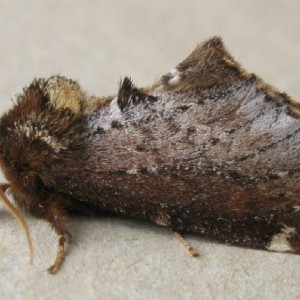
108 97 122 120
168 68 181 85
147 166 158 173
127 168 138 175
91 96 122 131
267 225 296 252
293 205 300 212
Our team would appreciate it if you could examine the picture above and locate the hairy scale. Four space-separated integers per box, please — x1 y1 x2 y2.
0 36 299 273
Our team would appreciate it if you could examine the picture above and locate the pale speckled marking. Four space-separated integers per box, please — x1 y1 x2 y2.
274 171 289 178
126 168 138 175
168 68 181 85
147 166 158 173
267 225 296 252
293 206 300 212
16 121 68 152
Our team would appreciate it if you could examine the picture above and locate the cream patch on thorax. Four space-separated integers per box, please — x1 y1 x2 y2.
46 76 84 115
16 121 68 152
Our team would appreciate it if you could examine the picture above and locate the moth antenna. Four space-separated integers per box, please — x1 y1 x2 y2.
0 185 34 264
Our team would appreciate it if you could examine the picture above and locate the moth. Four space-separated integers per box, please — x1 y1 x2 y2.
0 36 299 274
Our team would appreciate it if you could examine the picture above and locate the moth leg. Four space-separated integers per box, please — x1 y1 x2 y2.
172 230 199 257
48 234 69 274
10 189 72 273
44 202 71 274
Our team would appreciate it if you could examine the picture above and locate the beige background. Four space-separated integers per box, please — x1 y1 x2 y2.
0 1 300 299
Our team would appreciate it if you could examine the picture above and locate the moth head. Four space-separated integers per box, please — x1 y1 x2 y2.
0 76 85 265
0 80 47 187
0 79 69 189
0 82 47 263
0 77 82 190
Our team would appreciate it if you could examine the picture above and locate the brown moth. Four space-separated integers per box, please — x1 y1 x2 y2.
0 36 300 274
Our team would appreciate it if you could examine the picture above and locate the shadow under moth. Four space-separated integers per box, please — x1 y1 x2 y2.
0 36 300 274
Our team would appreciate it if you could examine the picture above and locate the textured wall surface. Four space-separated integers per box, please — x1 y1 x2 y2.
0 1 300 299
